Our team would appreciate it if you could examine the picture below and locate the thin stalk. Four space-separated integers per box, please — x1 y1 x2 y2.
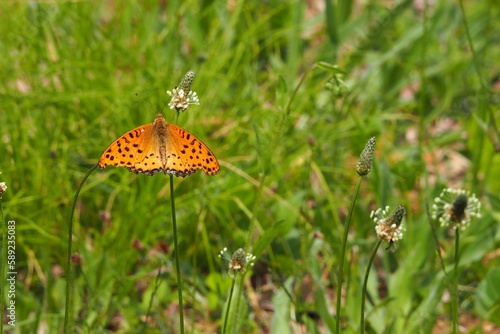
143 264 163 331
245 173 266 250
360 239 382 334
222 277 237 334
64 165 97 333
335 176 362 333
285 65 314 116
427 203 447 276
452 229 460 334
170 174 184 334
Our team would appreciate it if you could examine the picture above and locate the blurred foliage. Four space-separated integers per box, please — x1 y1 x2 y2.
0 0 499 333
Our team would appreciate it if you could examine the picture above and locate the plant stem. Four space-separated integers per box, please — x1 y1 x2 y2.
335 176 362 334
64 165 97 333
143 264 163 331
222 277 236 334
285 65 314 116
170 174 184 334
452 229 460 334
427 203 448 276
360 239 382 334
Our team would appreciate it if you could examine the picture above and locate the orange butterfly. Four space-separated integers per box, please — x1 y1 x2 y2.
98 114 220 177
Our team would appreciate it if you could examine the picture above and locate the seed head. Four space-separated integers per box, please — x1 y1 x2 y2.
356 137 376 176
167 70 200 112
219 247 256 279
432 188 481 230
371 205 406 251
0 182 7 195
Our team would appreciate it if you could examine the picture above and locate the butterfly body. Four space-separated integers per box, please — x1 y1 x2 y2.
98 114 219 177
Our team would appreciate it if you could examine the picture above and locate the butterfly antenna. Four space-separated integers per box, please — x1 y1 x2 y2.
135 92 163 116
160 96 171 114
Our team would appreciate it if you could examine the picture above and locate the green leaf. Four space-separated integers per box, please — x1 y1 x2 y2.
270 278 294 334
316 61 347 74
252 220 286 258
221 282 249 334
309 239 336 332
475 267 500 324
324 0 339 47
276 75 288 111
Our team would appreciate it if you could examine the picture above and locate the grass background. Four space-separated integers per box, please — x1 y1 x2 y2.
1 0 499 333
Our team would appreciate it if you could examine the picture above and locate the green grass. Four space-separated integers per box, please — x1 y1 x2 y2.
1 0 499 333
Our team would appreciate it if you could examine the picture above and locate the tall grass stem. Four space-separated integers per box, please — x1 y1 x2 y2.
64 165 97 333
143 264 163 331
335 176 362 333
170 174 185 334
452 229 460 334
360 239 382 333
427 203 447 276
222 277 236 334
64 165 97 334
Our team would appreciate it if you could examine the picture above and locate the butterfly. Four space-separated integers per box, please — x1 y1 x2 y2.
98 113 220 177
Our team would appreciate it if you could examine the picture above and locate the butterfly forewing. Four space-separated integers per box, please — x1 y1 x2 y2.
98 124 155 170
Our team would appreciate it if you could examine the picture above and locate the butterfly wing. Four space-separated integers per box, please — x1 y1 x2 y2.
98 114 220 177
98 123 164 176
163 123 220 177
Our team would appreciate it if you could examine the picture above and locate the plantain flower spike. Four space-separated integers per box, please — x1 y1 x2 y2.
167 70 200 112
219 247 256 279
0 173 6 195
431 188 481 230
371 205 406 251
356 137 376 176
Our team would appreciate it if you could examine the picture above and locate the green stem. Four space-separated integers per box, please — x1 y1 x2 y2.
64 165 97 333
170 174 184 334
335 176 362 333
285 65 314 116
245 174 266 250
143 264 163 331
452 229 460 334
222 277 236 334
360 239 382 334
427 203 447 276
